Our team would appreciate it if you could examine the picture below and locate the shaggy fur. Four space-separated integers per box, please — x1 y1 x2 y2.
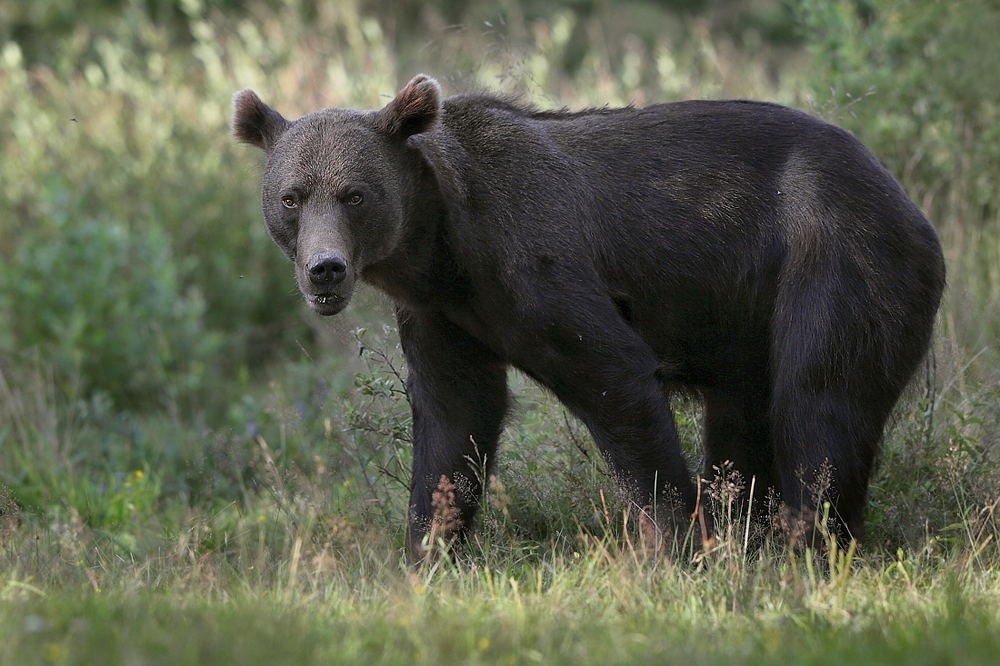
232 75 945 558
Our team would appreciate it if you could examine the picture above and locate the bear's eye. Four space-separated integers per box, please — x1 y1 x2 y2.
346 192 363 206
280 195 297 209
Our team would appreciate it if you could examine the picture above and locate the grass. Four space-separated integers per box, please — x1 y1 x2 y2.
1 355 999 665
3 342 998 665
2 498 1000 665
0 338 998 666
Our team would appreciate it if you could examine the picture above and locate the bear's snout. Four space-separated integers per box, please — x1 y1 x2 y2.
306 251 348 286
301 250 353 315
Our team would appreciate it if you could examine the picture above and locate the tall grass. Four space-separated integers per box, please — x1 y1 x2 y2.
1 456 998 664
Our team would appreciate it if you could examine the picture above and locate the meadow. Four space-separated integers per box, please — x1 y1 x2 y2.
1 0 999 663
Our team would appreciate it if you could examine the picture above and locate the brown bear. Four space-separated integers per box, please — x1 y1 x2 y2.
232 75 945 558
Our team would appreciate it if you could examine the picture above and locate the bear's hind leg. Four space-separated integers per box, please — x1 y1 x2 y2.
771 387 887 545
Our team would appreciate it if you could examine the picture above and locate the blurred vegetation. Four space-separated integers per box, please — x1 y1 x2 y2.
0 0 997 571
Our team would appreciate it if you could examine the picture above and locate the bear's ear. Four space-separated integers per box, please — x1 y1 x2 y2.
375 74 441 139
231 88 290 154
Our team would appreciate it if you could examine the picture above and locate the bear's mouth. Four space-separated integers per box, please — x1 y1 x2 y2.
306 292 348 315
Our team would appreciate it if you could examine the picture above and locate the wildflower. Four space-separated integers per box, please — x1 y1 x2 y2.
427 475 462 545
42 643 67 663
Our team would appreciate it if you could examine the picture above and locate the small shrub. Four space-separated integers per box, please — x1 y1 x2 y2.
0 199 221 412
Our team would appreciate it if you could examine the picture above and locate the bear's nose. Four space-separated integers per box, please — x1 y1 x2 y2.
307 251 348 285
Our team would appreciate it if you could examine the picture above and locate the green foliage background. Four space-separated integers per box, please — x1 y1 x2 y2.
0 2 999 662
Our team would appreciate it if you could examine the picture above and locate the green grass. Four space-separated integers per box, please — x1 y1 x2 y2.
1 352 997 664
2 511 1000 665
1 364 998 665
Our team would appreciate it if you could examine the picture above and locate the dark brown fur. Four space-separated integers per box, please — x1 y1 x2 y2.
232 76 945 558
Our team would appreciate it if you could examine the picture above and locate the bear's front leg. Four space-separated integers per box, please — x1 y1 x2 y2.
397 308 510 560
510 306 700 543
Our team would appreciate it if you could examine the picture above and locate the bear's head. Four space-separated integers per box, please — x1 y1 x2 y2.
231 75 441 315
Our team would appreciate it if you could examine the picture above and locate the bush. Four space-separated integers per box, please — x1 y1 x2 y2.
0 196 219 412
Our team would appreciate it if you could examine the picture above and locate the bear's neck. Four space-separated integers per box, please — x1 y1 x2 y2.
361 187 470 312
